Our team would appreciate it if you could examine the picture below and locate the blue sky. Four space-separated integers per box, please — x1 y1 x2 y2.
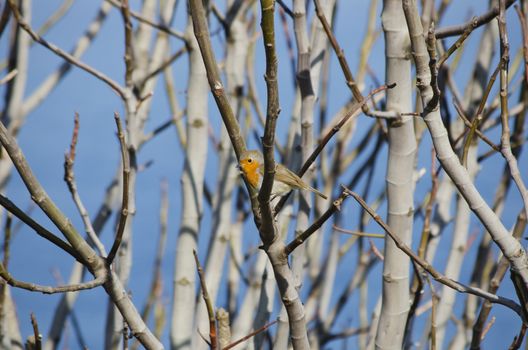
4 0 527 348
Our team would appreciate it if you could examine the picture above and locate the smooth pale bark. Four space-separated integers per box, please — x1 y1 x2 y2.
375 0 415 348
291 0 314 302
0 287 22 350
170 18 209 350
230 252 269 343
45 172 121 350
106 0 177 347
435 17 497 349
403 0 528 307
194 4 249 345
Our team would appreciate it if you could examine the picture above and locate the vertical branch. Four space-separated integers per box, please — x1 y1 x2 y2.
119 0 135 89
193 250 217 350
258 0 279 237
106 113 130 265
375 1 415 348
403 0 528 293
498 0 528 220
30 313 42 350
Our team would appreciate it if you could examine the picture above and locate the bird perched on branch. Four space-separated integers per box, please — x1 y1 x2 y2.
238 150 327 200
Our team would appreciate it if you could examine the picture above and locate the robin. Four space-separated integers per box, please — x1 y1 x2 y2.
238 150 328 200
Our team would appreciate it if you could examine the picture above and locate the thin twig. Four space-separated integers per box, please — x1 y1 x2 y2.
346 187 524 317
453 99 501 153
139 46 188 86
193 250 217 350
119 0 135 89
30 313 42 350
274 84 393 214
64 113 107 256
437 18 479 68
0 194 80 260
515 5 528 84
222 319 278 350
435 0 516 39
462 63 500 167
106 113 130 264
0 69 17 85
0 265 105 294
333 225 385 238
313 0 365 110
7 0 127 99
285 191 349 255
498 0 528 222
106 0 185 40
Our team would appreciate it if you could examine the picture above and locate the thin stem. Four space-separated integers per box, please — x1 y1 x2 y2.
194 250 217 350
7 0 127 99
346 187 524 317
106 113 130 265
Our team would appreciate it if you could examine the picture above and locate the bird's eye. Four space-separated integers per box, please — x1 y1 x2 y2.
247 158 252 163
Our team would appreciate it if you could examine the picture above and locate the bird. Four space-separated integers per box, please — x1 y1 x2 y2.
238 150 328 200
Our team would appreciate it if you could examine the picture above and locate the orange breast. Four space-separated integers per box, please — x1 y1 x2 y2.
240 161 261 188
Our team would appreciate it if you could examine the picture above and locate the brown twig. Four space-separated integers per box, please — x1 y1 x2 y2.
193 250 217 350
222 319 278 350
139 46 188 87
120 0 135 89
435 0 516 39
515 5 528 84
285 191 349 255
437 18 478 68
470 210 526 349
0 194 80 260
106 113 130 265
258 0 280 243
427 276 438 350
461 63 501 167
333 225 384 238
453 99 501 153
0 214 11 337
274 84 393 214
313 0 365 110
7 0 126 99
64 113 107 256
498 0 528 222
346 187 524 317
508 323 527 349
30 313 42 350
0 265 105 294
106 0 185 40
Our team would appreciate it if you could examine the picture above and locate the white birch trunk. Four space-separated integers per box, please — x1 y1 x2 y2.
403 0 528 312
170 17 209 350
435 17 497 348
194 3 249 346
375 1 415 348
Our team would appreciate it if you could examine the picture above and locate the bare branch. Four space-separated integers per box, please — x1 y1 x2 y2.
346 188 524 318
0 266 105 294
435 0 516 39
106 113 130 265
7 0 127 99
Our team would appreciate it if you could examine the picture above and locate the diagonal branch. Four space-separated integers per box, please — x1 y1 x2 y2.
7 0 127 99
346 188 524 318
285 190 349 255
